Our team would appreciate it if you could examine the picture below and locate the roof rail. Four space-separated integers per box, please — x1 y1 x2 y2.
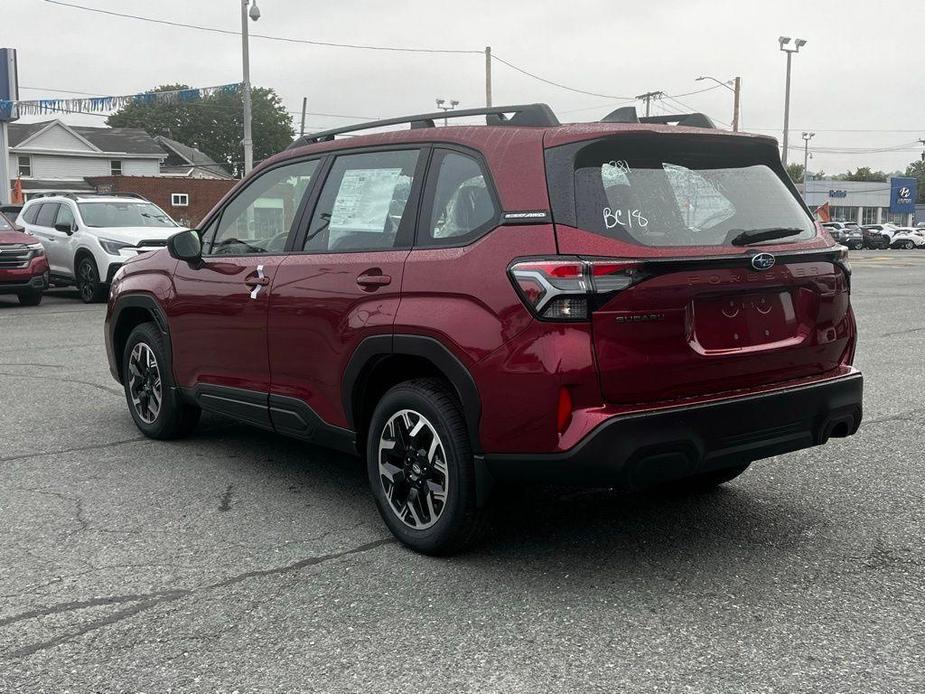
601 106 717 129
288 103 560 149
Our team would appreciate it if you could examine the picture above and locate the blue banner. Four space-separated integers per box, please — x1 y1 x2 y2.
890 177 917 214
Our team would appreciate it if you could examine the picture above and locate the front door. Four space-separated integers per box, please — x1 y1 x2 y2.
167 158 321 424
268 148 425 433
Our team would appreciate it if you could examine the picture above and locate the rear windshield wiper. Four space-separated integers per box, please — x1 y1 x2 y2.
728 227 805 246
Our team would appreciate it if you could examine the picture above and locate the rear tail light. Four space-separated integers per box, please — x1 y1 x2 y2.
508 258 645 321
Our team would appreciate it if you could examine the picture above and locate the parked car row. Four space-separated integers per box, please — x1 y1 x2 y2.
821 221 925 250
0 194 184 305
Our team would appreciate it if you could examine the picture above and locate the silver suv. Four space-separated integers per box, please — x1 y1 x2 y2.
17 194 184 302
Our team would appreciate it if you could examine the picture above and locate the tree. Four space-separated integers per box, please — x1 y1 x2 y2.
786 163 804 183
904 160 925 203
844 167 887 182
107 84 294 177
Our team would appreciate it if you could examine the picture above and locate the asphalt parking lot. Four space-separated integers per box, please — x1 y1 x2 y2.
0 250 923 693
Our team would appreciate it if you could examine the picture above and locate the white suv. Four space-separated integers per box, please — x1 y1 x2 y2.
17 195 185 303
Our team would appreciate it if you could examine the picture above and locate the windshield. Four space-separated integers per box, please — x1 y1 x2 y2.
571 138 816 247
0 215 11 230
78 201 177 229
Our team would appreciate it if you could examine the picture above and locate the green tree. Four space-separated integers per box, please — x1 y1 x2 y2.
904 159 925 203
844 167 887 182
107 84 294 177
786 163 804 183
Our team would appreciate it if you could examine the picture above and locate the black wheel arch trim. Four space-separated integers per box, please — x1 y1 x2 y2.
110 292 171 384
342 334 483 453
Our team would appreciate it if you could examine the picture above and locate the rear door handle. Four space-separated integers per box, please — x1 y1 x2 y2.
356 270 391 288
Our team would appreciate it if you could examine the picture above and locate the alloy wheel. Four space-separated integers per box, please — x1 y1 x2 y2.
127 342 162 424
377 409 449 530
78 260 96 302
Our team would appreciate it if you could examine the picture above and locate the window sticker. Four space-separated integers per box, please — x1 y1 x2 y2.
330 168 403 231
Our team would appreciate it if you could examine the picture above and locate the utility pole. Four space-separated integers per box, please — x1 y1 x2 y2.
732 76 741 132
299 97 307 137
635 90 664 117
918 139 925 161
779 36 807 167
241 0 261 176
802 132 815 196
485 46 492 107
696 75 741 131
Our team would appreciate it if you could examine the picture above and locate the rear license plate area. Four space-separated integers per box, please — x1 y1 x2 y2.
693 290 797 351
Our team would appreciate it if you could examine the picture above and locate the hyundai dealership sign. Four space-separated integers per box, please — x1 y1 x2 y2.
891 177 917 214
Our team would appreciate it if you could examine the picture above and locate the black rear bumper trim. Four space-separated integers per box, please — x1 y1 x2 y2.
484 373 863 488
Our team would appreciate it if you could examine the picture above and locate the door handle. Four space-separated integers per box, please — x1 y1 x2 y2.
245 264 269 299
356 270 391 288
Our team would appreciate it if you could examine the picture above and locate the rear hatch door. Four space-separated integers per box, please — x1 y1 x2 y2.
544 131 853 405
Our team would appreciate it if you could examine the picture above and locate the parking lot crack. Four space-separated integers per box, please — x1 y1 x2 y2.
0 370 123 397
218 483 234 512
2 537 394 659
0 436 147 463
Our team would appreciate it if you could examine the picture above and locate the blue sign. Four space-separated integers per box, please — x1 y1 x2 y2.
828 189 847 198
891 177 917 214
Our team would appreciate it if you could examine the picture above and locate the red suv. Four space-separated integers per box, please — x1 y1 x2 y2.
0 212 48 305
105 104 862 554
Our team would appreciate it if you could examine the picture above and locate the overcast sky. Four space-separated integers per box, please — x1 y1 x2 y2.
5 0 923 176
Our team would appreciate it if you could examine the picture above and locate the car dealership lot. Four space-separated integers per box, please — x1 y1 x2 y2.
0 253 922 693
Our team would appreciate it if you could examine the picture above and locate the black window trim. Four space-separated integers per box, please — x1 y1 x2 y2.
413 144 502 249
287 143 430 256
198 154 327 258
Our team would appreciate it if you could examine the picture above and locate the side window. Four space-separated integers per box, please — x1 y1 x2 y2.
208 159 319 255
421 150 498 246
22 204 41 224
35 203 59 228
303 150 420 253
56 204 76 230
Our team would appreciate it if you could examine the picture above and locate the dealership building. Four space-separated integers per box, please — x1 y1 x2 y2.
802 177 918 226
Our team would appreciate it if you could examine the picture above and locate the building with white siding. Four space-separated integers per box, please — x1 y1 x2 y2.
8 120 165 198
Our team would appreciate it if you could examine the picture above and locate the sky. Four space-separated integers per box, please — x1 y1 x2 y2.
4 0 924 177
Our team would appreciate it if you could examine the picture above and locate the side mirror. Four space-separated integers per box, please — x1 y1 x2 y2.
54 223 74 235
167 229 203 266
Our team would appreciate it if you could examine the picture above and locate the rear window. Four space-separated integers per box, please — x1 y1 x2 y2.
570 138 816 247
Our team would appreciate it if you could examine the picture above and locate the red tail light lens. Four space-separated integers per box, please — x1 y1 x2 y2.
508 258 644 321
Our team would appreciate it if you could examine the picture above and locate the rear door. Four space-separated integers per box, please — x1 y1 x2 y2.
267 147 425 432
545 133 853 405
30 203 69 276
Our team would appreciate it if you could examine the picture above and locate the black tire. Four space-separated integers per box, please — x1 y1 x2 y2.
17 291 42 306
122 322 200 439
366 378 488 555
76 255 106 303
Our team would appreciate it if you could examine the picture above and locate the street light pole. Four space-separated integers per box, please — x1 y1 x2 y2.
435 98 459 126
695 75 741 131
241 0 261 176
779 36 806 168
802 131 815 195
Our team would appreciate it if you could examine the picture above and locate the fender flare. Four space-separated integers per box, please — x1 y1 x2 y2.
110 292 172 382
342 334 483 453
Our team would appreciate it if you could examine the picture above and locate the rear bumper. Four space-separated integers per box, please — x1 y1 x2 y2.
483 371 863 488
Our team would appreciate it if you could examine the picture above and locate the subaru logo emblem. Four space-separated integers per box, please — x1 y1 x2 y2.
751 253 776 271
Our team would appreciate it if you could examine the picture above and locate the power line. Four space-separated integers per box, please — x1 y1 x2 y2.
43 0 482 54
490 55 633 100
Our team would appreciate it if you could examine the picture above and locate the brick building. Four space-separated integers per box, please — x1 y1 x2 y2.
85 175 236 227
